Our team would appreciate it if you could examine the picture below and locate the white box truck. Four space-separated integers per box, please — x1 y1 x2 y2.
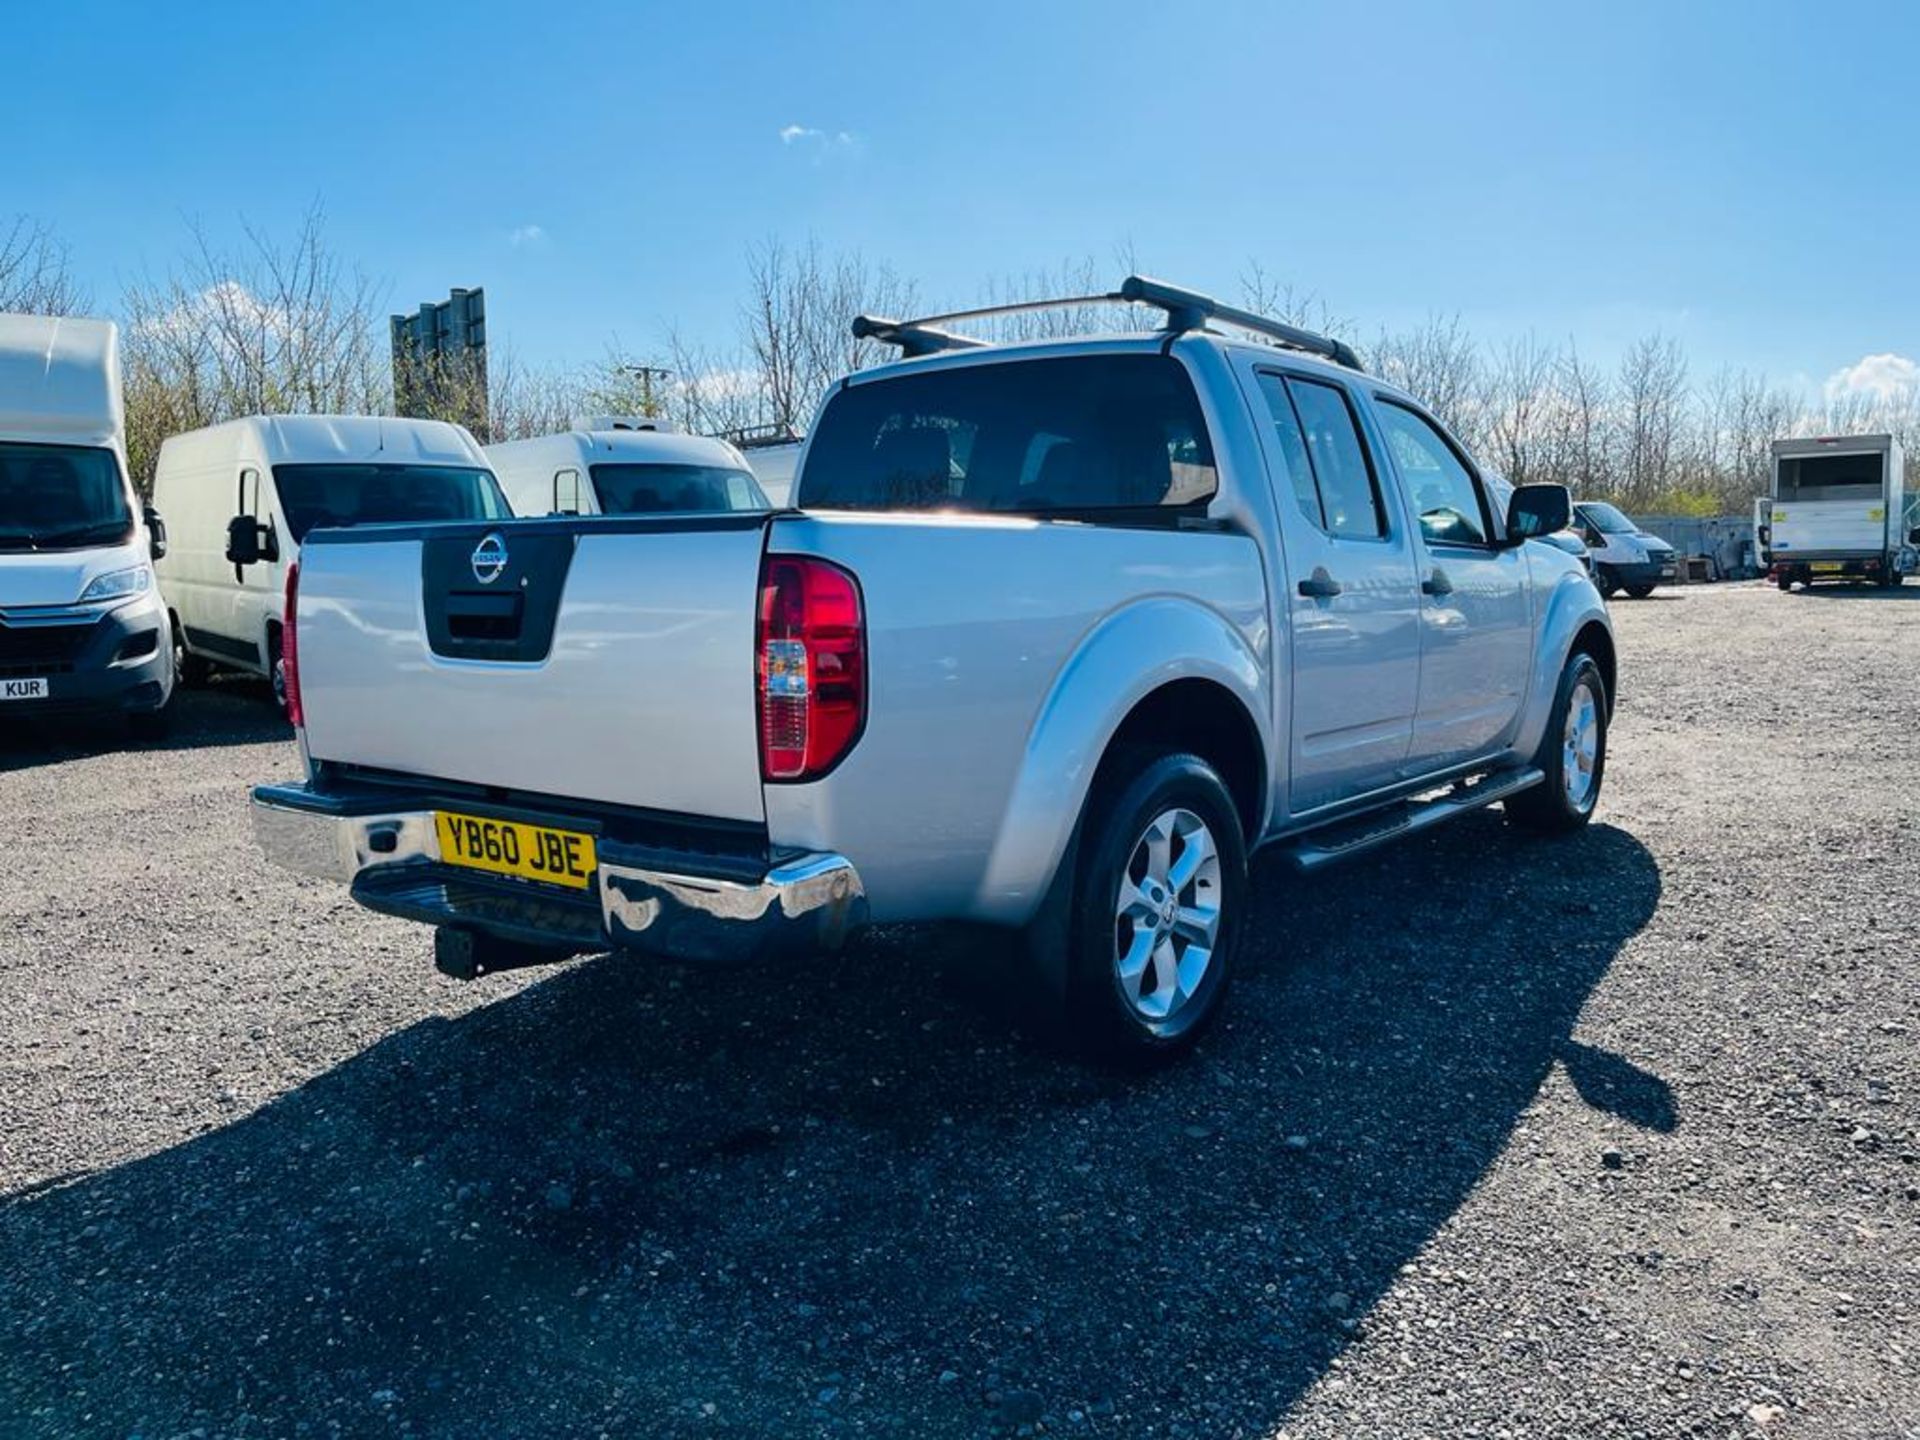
153 415 508 706
1765 434 1916 590
0 313 174 734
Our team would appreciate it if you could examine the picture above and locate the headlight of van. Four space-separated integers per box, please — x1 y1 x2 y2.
78 565 153 605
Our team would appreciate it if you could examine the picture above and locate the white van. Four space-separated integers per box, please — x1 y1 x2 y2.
486 418 768 517
153 415 508 703
0 313 173 733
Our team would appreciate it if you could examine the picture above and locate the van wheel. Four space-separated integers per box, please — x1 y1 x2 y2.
170 616 210 687
1056 750 1248 1066
1596 567 1620 599
1624 583 1656 599
1507 651 1607 834
267 627 290 713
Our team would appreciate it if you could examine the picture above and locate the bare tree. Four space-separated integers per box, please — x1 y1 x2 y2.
119 208 387 491
1368 315 1484 446
1480 335 1556 484
1615 335 1689 509
0 216 87 316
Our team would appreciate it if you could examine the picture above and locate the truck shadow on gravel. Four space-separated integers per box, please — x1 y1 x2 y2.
0 815 1663 1438
0 682 287 771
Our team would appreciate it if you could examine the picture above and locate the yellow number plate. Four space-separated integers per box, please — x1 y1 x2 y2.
434 811 597 890
1811 562 1844 573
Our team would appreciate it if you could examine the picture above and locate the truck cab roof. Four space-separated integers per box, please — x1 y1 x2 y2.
0 313 123 449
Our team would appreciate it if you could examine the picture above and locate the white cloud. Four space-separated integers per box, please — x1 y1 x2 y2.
1823 351 1919 405
507 224 547 249
778 124 858 157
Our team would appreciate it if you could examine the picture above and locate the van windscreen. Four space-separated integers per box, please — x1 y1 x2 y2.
589 463 768 514
273 464 509 542
0 442 133 551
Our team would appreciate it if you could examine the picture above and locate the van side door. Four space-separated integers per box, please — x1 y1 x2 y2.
1370 398 1532 773
1245 365 1423 813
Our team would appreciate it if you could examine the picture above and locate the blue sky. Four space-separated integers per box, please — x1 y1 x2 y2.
6 0 1917 400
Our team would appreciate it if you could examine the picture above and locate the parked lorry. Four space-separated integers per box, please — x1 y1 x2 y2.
1764 433 1915 589
0 313 173 734
487 419 768 517
251 278 1615 1062
154 415 509 705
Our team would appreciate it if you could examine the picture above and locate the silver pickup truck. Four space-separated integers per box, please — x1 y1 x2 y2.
253 278 1614 1062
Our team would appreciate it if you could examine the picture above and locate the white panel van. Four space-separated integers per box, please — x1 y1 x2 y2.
486 421 768 518
153 415 507 703
0 313 173 733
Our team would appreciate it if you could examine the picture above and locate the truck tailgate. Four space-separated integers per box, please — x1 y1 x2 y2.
295 515 770 822
1772 501 1886 556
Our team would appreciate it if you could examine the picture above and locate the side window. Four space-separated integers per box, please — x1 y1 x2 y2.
1255 373 1385 540
1375 402 1490 546
1253 373 1322 528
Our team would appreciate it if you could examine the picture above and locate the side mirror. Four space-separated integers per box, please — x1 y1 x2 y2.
225 514 263 567
1757 524 1771 545
1505 483 1571 545
144 505 168 561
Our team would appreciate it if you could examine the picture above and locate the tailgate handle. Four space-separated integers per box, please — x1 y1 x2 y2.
445 590 523 642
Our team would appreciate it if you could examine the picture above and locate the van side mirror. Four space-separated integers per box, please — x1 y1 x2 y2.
144 505 168 561
1505 483 1571 545
225 514 263 567
553 468 583 515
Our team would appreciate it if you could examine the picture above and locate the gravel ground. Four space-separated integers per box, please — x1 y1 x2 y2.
0 583 1914 1440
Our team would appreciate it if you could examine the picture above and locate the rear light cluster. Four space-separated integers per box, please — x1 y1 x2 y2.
282 560 303 728
757 554 865 781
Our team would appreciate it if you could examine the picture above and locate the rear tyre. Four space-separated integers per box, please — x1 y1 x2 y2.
1506 651 1607 834
1624 583 1656 599
1056 749 1248 1066
267 626 289 714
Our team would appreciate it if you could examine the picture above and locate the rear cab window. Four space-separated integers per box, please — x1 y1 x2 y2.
797 354 1217 518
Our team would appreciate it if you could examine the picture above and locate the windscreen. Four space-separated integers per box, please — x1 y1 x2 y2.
797 354 1218 516
1580 502 1637 534
0 442 133 551
273 464 509 542
1777 453 1883 502
589 463 768 514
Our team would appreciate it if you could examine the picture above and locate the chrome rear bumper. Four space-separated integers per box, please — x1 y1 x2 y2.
251 783 866 964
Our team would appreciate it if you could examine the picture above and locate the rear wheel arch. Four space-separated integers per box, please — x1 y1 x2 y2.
1093 678 1267 843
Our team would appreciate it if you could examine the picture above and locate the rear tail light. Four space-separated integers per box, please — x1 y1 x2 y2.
282 560 303 728
757 555 865 780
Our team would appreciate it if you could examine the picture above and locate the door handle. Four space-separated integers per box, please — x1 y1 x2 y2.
1297 567 1343 599
1421 569 1454 597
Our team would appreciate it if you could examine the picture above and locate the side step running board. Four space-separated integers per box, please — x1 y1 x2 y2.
1274 767 1545 874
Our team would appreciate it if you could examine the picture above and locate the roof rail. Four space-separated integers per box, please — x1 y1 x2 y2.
851 274 1362 370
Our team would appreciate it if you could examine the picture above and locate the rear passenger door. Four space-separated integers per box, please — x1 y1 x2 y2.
1370 399 1532 773
1247 367 1423 814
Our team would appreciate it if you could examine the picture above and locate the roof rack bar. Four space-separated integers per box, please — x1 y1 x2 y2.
853 274 1363 371
1118 275 1363 371
849 314 990 358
